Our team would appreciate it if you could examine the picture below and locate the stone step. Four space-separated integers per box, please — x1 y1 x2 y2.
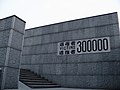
28 84 61 88
20 75 43 79
20 79 48 82
19 69 60 88
20 72 35 75
20 77 46 80
24 82 55 85
20 79 51 83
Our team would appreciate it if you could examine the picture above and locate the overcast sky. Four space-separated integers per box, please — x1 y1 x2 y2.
0 0 120 29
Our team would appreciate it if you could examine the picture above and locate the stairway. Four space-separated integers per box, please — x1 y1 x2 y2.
19 69 60 88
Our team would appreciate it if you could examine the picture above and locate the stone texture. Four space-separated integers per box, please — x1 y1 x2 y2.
0 17 13 31
21 55 32 64
13 16 25 34
24 30 33 37
10 30 24 50
0 15 25 89
21 12 120 89
24 38 33 46
0 48 7 66
0 30 10 47
4 67 19 89
7 48 21 68
32 36 42 45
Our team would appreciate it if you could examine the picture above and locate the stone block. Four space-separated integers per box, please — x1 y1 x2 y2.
52 24 59 33
32 36 41 45
38 64 43 74
96 76 120 89
77 63 101 75
42 54 62 64
65 76 85 87
71 28 95 40
13 16 25 34
57 55 67 63
33 28 42 36
50 33 62 43
10 30 23 50
66 64 78 75
49 75 62 85
46 25 55 34
89 13 118 27
24 30 33 37
41 26 49 35
42 64 50 74
71 30 82 40
4 67 19 89
67 20 82 31
101 61 120 75
64 76 101 88
43 64 56 74
31 55 40 64
55 64 62 75
55 64 67 75
111 24 119 36
7 48 21 68
80 53 102 62
67 54 99 63
78 18 89 29
20 65 31 70
58 23 63 32
83 28 96 39
64 31 72 41
24 37 33 46
110 12 119 24
60 75 120 89
0 17 13 31
62 22 69 31
51 54 62 63
48 43 57 53
29 46 38 54
95 15 110 26
34 45 43 54
30 65 39 74
67 54 79 63
77 61 120 75
38 55 44 63
110 35 120 49
76 48 120 63
42 54 51 64
22 47 31 55
41 35 50 44
0 48 7 66
21 55 32 64
95 24 119 37
0 30 10 47
101 48 120 61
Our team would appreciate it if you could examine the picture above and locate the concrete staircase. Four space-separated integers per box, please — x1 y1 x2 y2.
19 69 60 88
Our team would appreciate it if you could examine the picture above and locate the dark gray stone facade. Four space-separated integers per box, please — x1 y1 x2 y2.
21 12 120 89
0 15 25 89
0 12 120 89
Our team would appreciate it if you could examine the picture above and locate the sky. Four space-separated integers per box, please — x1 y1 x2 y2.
0 0 120 29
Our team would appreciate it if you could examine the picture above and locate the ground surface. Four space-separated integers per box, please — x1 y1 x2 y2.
4 82 105 90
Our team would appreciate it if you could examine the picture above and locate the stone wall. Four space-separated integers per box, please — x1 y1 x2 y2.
0 15 25 89
21 12 120 89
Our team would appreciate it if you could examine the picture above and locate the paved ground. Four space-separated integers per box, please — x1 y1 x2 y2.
4 82 105 90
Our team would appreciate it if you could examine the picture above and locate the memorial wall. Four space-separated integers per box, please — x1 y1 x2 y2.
21 12 120 89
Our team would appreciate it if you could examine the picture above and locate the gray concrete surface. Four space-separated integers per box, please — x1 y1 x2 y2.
5 82 104 90
0 15 25 89
21 12 120 89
